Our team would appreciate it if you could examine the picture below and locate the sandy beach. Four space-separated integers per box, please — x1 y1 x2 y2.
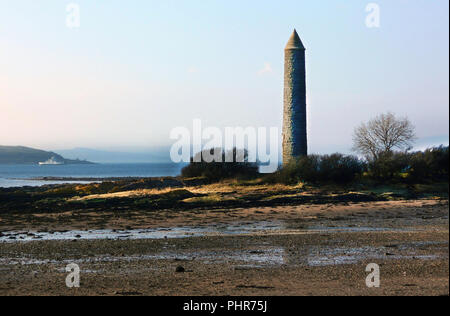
0 199 448 296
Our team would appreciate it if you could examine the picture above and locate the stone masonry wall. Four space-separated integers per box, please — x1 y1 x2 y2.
282 47 307 164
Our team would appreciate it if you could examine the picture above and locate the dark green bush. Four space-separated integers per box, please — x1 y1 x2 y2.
319 154 366 183
365 146 449 183
181 148 259 181
409 146 449 181
265 153 365 184
366 151 410 181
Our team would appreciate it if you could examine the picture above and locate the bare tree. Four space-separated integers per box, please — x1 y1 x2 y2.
352 112 416 160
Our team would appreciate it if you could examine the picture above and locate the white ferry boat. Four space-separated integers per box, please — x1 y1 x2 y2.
38 156 64 165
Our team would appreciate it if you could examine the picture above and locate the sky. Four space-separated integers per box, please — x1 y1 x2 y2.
0 0 448 156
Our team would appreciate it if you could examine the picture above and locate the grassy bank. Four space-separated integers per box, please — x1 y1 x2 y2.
0 176 447 215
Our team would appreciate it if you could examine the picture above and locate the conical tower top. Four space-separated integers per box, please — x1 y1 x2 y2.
285 29 305 50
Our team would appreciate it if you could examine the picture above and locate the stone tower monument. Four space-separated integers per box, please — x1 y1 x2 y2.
282 29 307 164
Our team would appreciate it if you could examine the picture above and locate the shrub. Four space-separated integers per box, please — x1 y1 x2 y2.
265 154 365 184
265 155 320 184
319 154 366 183
409 146 449 181
366 151 410 181
363 146 449 183
181 148 259 181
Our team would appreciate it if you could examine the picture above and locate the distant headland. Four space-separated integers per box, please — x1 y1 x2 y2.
0 146 94 165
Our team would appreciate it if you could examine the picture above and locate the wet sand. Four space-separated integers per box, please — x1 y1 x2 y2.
0 199 448 296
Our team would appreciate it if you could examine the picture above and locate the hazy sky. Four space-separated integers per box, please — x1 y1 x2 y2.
1 0 448 154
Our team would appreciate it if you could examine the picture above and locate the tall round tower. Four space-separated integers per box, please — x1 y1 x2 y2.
282 29 307 164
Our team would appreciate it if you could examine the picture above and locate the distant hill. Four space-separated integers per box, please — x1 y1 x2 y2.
0 146 94 165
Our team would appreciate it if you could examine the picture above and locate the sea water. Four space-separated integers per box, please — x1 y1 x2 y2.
0 163 186 188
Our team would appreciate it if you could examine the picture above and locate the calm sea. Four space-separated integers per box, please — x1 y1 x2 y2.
0 163 186 188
